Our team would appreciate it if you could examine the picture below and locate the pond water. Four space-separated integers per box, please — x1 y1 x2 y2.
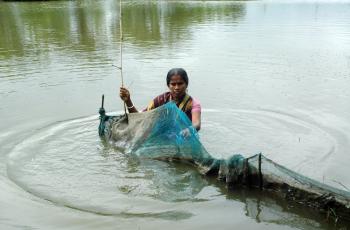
1 0 350 229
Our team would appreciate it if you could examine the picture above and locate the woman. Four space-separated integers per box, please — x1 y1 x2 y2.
119 68 201 131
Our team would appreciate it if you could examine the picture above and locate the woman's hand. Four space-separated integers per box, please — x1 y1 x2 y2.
180 128 191 138
119 87 131 103
119 87 138 113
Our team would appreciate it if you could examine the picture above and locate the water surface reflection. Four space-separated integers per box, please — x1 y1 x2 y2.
0 0 245 58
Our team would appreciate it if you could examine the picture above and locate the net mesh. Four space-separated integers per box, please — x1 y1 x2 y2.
99 102 350 221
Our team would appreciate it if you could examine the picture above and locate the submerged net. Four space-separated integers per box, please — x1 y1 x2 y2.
99 102 350 222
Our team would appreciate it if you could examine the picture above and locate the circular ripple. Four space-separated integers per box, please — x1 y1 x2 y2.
6 116 207 218
6 109 337 216
201 108 336 180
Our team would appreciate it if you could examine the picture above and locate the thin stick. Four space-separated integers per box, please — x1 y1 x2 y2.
119 0 124 87
119 0 127 117
101 94 104 108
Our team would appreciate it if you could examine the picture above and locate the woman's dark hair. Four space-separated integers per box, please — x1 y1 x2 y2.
166 68 189 86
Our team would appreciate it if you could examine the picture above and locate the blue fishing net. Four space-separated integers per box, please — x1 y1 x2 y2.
99 102 350 221
100 102 224 174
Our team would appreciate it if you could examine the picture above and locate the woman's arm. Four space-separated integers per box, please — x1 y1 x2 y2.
119 87 138 113
191 98 201 131
192 111 201 131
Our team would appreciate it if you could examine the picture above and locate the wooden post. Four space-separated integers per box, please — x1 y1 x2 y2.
258 153 263 190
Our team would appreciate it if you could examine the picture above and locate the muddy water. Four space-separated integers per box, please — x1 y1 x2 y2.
1 0 350 229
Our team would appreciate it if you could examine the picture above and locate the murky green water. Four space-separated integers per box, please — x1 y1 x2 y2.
1 0 350 229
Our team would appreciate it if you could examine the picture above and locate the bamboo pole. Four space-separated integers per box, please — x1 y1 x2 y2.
119 0 127 117
119 0 124 87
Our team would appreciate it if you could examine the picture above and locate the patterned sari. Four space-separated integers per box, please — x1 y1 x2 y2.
145 92 193 120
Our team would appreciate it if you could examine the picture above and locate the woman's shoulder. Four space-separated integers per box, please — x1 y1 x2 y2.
153 92 170 100
145 92 171 111
154 92 171 104
190 96 201 112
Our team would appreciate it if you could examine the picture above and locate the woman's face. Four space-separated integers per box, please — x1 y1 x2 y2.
168 74 187 99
